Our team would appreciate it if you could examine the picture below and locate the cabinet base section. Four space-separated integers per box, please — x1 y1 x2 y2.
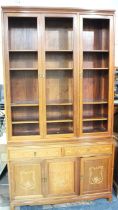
11 192 112 209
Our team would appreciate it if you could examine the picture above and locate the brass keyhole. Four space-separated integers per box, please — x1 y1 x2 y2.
34 152 37 156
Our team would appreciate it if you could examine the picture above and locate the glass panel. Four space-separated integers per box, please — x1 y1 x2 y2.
12 124 39 136
83 104 108 120
83 19 109 51
47 122 73 135
9 52 38 69
82 18 109 134
10 70 39 104
46 70 73 135
46 52 73 69
83 52 109 69
11 107 39 121
83 70 108 102
8 17 37 50
83 121 107 133
45 17 74 135
8 17 40 136
45 17 73 50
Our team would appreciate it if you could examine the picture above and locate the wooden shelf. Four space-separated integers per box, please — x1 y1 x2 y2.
83 116 108 121
47 99 73 105
11 103 39 107
47 119 73 123
83 101 108 104
46 68 73 71
12 121 39 124
46 50 73 52
9 50 38 52
47 130 73 134
10 68 38 71
83 50 109 53
83 127 107 133
12 129 39 136
83 68 109 70
47 103 73 106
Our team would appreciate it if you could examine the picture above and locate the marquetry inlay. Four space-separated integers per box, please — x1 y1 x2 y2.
89 166 104 185
19 170 36 190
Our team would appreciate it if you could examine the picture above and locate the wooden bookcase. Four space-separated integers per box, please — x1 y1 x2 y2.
2 7 115 210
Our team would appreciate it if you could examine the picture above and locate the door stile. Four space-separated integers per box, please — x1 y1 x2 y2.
73 14 80 137
38 14 47 138
79 16 84 136
3 14 13 140
41 14 47 138
108 16 115 135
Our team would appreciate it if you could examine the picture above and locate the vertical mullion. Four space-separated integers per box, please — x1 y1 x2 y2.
40 14 47 138
37 15 44 138
108 16 114 135
73 13 80 137
79 15 84 136
3 14 13 139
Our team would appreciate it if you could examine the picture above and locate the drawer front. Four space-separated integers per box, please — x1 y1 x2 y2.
36 148 62 158
9 147 62 160
8 150 34 159
64 145 112 157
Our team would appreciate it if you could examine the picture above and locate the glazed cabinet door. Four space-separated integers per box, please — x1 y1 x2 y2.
4 14 43 141
79 15 114 136
9 160 43 199
45 158 79 196
42 14 77 138
80 156 112 195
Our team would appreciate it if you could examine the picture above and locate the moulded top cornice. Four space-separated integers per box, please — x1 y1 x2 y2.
1 6 115 14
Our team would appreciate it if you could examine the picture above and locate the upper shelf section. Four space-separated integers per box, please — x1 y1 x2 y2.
83 18 109 51
8 17 38 51
45 17 73 51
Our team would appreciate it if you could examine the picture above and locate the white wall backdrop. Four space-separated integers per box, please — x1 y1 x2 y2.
0 0 118 84
0 0 116 8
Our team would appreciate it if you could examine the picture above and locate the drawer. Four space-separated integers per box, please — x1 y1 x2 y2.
8 147 62 160
64 145 112 156
35 147 62 158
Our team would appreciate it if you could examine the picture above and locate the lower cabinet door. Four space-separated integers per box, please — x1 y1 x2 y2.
45 158 79 196
10 160 43 199
80 156 112 195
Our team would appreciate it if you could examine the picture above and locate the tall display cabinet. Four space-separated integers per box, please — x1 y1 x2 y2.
2 7 115 210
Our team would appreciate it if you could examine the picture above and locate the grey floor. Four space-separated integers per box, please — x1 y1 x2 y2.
0 168 10 210
0 169 20 210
